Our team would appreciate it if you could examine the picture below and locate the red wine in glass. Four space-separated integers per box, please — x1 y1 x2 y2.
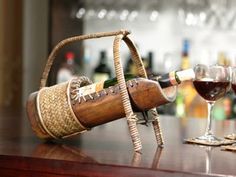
187 64 232 145
193 80 230 102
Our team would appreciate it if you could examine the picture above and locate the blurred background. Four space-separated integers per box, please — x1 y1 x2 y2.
1 0 236 120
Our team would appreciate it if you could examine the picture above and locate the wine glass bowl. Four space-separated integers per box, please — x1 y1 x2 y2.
231 67 236 94
192 64 230 143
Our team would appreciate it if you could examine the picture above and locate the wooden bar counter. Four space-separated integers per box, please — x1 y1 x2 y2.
0 107 236 177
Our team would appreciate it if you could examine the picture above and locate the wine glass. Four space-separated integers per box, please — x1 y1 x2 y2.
224 67 236 140
231 67 236 94
192 64 230 143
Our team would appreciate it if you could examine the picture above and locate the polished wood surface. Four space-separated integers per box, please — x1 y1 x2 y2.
0 107 236 176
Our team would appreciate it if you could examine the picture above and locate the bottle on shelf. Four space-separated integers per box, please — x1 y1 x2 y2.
175 39 204 118
180 39 191 70
125 55 137 75
125 52 152 77
175 39 190 118
212 93 231 120
82 44 92 78
217 52 231 66
146 51 154 77
93 50 112 83
57 51 79 84
125 43 144 76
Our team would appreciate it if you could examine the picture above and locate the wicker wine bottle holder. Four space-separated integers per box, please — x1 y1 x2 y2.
27 30 174 152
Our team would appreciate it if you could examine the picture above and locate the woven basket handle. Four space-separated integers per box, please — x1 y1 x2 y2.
113 34 164 152
40 30 130 89
113 34 147 152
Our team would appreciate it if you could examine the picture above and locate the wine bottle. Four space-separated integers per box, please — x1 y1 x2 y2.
93 50 111 83
76 68 195 97
180 39 190 70
27 68 195 139
146 51 154 76
57 51 79 84
176 39 197 118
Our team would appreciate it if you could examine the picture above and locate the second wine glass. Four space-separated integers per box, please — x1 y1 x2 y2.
224 67 236 141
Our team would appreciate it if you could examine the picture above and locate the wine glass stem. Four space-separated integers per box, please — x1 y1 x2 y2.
205 102 215 136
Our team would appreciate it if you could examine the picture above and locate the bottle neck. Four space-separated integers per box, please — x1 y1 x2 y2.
65 52 75 65
99 51 107 65
151 68 195 88
102 68 195 89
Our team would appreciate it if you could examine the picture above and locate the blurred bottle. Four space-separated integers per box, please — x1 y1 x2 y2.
180 39 190 70
146 51 154 77
93 50 111 83
176 39 206 118
217 52 231 66
125 55 136 74
175 39 190 118
125 51 153 77
83 44 92 78
57 51 79 84
223 93 233 119
213 94 232 120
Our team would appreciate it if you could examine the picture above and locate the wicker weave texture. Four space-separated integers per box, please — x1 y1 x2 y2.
37 81 87 139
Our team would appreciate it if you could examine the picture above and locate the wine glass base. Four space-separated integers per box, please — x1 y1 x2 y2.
195 133 223 142
221 143 236 152
185 133 236 146
225 133 236 140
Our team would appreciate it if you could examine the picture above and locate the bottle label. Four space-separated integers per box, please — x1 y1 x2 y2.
77 81 104 97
